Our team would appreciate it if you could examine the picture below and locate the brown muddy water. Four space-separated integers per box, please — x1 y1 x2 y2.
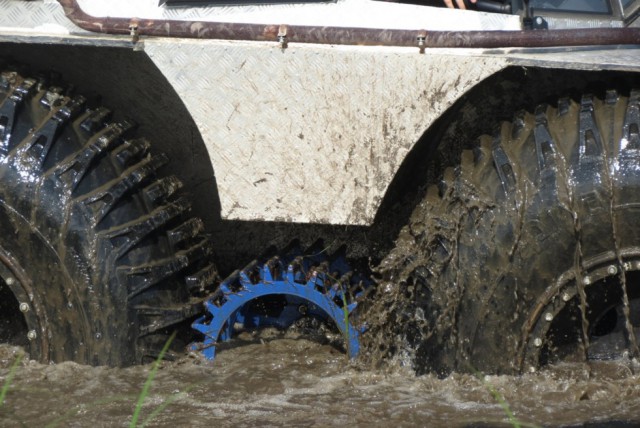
1 334 640 428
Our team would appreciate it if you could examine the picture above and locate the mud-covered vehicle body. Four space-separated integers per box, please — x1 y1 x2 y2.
1 0 640 374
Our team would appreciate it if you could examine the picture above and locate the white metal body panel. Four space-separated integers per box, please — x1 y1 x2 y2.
144 40 507 224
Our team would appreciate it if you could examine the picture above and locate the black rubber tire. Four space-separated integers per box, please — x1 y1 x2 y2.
0 71 218 366
367 90 640 375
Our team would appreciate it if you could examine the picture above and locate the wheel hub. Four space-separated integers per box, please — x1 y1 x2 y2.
0 249 45 360
521 253 640 372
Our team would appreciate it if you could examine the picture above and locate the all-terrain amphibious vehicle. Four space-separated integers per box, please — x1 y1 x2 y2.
1 0 640 375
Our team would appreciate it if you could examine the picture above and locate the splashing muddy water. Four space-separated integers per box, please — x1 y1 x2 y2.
361 92 640 376
1 339 640 427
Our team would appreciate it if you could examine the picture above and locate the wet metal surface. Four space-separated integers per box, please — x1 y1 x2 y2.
1 340 640 427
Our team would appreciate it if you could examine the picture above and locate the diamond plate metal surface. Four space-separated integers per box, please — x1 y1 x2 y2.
145 39 508 224
0 0 84 34
505 47 640 72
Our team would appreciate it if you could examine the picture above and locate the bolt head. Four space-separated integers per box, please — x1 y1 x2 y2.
534 337 543 347
5 277 14 286
19 303 29 313
583 276 591 285
27 330 37 341
608 265 617 275
562 292 571 302
545 312 553 322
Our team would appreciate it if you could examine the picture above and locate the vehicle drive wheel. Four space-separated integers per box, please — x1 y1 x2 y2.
0 70 217 366
367 90 640 375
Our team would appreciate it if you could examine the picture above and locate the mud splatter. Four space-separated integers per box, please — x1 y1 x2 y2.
362 91 640 377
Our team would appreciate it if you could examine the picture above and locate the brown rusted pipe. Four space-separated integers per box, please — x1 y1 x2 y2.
58 0 640 48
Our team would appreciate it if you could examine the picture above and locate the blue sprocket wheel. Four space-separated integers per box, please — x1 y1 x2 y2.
191 254 366 360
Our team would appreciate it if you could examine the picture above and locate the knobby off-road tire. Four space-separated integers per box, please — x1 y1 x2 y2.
367 90 640 375
0 71 218 366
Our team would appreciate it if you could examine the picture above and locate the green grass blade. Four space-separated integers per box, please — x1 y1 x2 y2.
482 377 520 428
130 331 176 428
140 383 199 428
0 352 23 406
473 370 541 428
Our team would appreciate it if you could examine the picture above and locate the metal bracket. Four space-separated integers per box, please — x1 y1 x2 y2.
278 24 288 50
129 21 140 43
532 16 548 30
523 15 548 30
417 30 426 54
